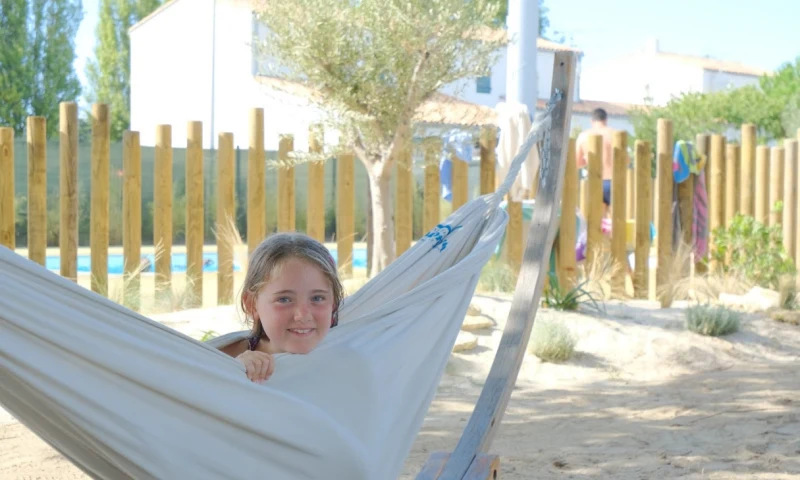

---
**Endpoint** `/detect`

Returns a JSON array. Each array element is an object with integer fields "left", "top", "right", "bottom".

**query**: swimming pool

[{"left": 44, "top": 248, "right": 369, "bottom": 274}]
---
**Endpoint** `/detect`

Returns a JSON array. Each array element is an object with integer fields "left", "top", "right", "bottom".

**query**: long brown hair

[{"left": 240, "top": 232, "right": 344, "bottom": 340}]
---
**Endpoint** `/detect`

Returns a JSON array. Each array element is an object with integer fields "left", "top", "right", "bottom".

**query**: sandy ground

[{"left": 2, "top": 293, "right": 800, "bottom": 479}]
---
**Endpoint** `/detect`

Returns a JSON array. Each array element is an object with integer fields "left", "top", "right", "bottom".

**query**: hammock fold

[{"left": 0, "top": 98, "right": 558, "bottom": 480}]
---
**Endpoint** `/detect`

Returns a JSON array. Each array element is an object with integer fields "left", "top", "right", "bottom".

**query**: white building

[
  {"left": 129, "top": 0, "right": 639, "bottom": 151},
  {"left": 581, "top": 38, "right": 773, "bottom": 107}
]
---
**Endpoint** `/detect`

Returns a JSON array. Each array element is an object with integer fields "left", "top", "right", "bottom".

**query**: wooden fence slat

[
  {"left": 248, "top": 108, "right": 266, "bottom": 253},
  {"left": 217, "top": 132, "right": 235, "bottom": 305},
  {"left": 186, "top": 121, "right": 204, "bottom": 308},
  {"left": 307, "top": 125, "right": 325, "bottom": 242},
  {"left": 0, "top": 127, "right": 15, "bottom": 249},
  {"left": 27, "top": 116, "right": 47, "bottom": 267},
  {"left": 783, "top": 139, "right": 797, "bottom": 264},
  {"left": 154, "top": 124, "right": 173, "bottom": 294},
  {"left": 395, "top": 145, "right": 413, "bottom": 257},
  {"left": 90, "top": 105, "right": 110, "bottom": 296},
  {"left": 724, "top": 143, "right": 739, "bottom": 227},
  {"left": 755, "top": 145, "right": 770, "bottom": 225},
  {"left": 122, "top": 130, "right": 142, "bottom": 310},
  {"left": 336, "top": 150, "right": 355, "bottom": 276},
  {"left": 59, "top": 102, "right": 79, "bottom": 281},
  {"left": 769, "top": 146, "right": 784, "bottom": 227},
  {"left": 634, "top": 140, "right": 652, "bottom": 299},
  {"left": 557, "top": 138, "right": 578, "bottom": 291},
  {"left": 694, "top": 134, "right": 711, "bottom": 272},
  {"left": 452, "top": 152, "right": 469, "bottom": 210},
  {"left": 278, "top": 135, "right": 295, "bottom": 232},
  {"left": 585, "top": 134, "right": 603, "bottom": 267},
  {"left": 423, "top": 137, "right": 441, "bottom": 234},
  {"left": 708, "top": 135, "right": 726, "bottom": 272},
  {"left": 479, "top": 126, "right": 496, "bottom": 195},
  {"left": 611, "top": 130, "right": 628, "bottom": 297},
  {"left": 656, "top": 119, "right": 673, "bottom": 306},
  {"left": 741, "top": 124, "right": 756, "bottom": 217}
]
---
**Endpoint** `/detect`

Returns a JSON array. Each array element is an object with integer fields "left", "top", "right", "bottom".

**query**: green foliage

[
  {"left": 0, "top": 0, "right": 83, "bottom": 136},
  {"left": 490, "top": 0, "right": 550, "bottom": 39},
  {"left": 85, "top": 0, "right": 162, "bottom": 141},
  {"left": 542, "top": 276, "right": 603, "bottom": 313},
  {"left": 685, "top": 304, "right": 741, "bottom": 337},
  {"left": 709, "top": 213, "right": 796, "bottom": 290},
  {"left": 528, "top": 318, "right": 577, "bottom": 362},
  {"left": 629, "top": 57, "right": 800, "bottom": 146}
]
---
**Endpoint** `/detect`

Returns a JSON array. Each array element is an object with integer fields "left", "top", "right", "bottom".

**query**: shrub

[
  {"left": 685, "top": 304, "right": 741, "bottom": 337},
  {"left": 528, "top": 318, "right": 577, "bottom": 362}
]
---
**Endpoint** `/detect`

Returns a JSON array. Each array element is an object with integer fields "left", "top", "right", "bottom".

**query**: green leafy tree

[
  {"left": 255, "top": 0, "right": 505, "bottom": 274},
  {"left": 0, "top": 0, "right": 31, "bottom": 134},
  {"left": 28, "top": 0, "right": 83, "bottom": 138},
  {"left": 85, "top": 0, "right": 161, "bottom": 141},
  {"left": 629, "top": 57, "right": 800, "bottom": 147},
  {"left": 0, "top": 0, "right": 82, "bottom": 136}
]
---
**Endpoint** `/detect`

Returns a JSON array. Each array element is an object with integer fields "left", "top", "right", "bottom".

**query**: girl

[{"left": 219, "top": 232, "right": 345, "bottom": 383}]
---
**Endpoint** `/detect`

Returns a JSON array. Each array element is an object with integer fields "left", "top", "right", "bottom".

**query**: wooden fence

[{"left": 2, "top": 103, "right": 799, "bottom": 311}]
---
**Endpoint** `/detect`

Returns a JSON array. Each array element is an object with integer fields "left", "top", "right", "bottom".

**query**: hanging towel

[
  {"left": 439, "top": 129, "right": 474, "bottom": 201},
  {"left": 495, "top": 101, "right": 540, "bottom": 201}
]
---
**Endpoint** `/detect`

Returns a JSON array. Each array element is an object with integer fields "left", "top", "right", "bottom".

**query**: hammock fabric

[{"left": 0, "top": 104, "right": 556, "bottom": 480}]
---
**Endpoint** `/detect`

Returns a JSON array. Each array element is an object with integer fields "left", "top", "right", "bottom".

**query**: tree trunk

[{"left": 365, "top": 161, "right": 395, "bottom": 275}]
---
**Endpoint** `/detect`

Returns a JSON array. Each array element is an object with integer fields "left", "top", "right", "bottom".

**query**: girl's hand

[{"left": 235, "top": 350, "right": 275, "bottom": 384}]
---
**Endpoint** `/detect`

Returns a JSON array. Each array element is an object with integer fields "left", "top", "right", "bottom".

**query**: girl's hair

[{"left": 240, "top": 232, "right": 344, "bottom": 340}]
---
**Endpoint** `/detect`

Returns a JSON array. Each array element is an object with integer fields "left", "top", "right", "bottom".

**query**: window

[{"left": 476, "top": 75, "right": 491, "bottom": 94}]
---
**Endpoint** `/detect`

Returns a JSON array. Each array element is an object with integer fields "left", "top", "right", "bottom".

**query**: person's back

[{"left": 575, "top": 108, "right": 616, "bottom": 211}]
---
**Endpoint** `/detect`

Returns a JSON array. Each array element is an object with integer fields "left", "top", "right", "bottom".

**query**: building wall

[
  {"left": 129, "top": 0, "right": 215, "bottom": 148},
  {"left": 703, "top": 70, "right": 762, "bottom": 93}
]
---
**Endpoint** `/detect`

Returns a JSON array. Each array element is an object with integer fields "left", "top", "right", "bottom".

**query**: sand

[{"left": 2, "top": 294, "right": 800, "bottom": 479}]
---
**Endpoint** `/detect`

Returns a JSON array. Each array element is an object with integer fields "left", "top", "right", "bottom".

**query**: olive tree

[{"left": 254, "top": 0, "right": 506, "bottom": 274}]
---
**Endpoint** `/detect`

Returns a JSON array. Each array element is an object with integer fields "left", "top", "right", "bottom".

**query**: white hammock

[{"left": 0, "top": 95, "right": 561, "bottom": 479}]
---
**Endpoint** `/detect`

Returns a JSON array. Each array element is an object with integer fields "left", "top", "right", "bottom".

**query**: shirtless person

[{"left": 575, "top": 108, "right": 615, "bottom": 216}]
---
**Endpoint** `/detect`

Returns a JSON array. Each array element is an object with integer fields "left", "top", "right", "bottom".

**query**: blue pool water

[{"left": 45, "top": 248, "right": 368, "bottom": 274}]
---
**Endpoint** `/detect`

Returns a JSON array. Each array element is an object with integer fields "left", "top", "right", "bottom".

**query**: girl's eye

[
  {"left": 276, "top": 297, "right": 291, "bottom": 303},
  {"left": 312, "top": 295, "right": 326, "bottom": 302}
]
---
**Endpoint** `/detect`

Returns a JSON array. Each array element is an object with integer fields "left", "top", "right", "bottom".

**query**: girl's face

[{"left": 249, "top": 256, "right": 334, "bottom": 354}]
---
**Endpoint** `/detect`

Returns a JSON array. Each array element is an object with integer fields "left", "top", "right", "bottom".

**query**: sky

[{"left": 72, "top": 0, "right": 799, "bottom": 94}]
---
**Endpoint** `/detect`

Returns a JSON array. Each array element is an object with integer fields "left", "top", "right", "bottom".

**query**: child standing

[{"left": 219, "top": 232, "right": 344, "bottom": 383}]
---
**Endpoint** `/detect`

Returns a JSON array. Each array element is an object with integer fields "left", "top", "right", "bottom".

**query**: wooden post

[
  {"left": 626, "top": 161, "right": 635, "bottom": 221},
  {"left": 769, "top": 146, "right": 784, "bottom": 227},
  {"left": 277, "top": 134, "right": 295, "bottom": 232},
  {"left": 395, "top": 144, "right": 413, "bottom": 257},
  {"left": 505, "top": 197, "right": 523, "bottom": 276},
  {"left": 755, "top": 145, "right": 770, "bottom": 225},
  {"left": 90, "top": 105, "right": 110, "bottom": 295},
  {"left": 248, "top": 108, "right": 266, "bottom": 253},
  {"left": 557, "top": 138, "right": 578, "bottom": 291},
  {"left": 708, "top": 135, "right": 726, "bottom": 271},
  {"left": 677, "top": 153, "right": 695, "bottom": 249},
  {"left": 740, "top": 124, "right": 756, "bottom": 217},
  {"left": 122, "top": 130, "right": 142, "bottom": 310},
  {"left": 336, "top": 150, "right": 355, "bottom": 276},
  {"left": 634, "top": 141, "right": 652, "bottom": 299},
  {"left": 580, "top": 171, "right": 589, "bottom": 220},
  {"left": 307, "top": 125, "right": 325, "bottom": 242},
  {"left": 27, "top": 116, "right": 47, "bottom": 266},
  {"left": 724, "top": 143, "right": 740, "bottom": 227},
  {"left": 611, "top": 130, "right": 628, "bottom": 297},
  {"left": 585, "top": 134, "right": 603, "bottom": 267},
  {"left": 452, "top": 152, "right": 469, "bottom": 210},
  {"left": 59, "top": 102, "right": 79, "bottom": 281},
  {"left": 154, "top": 124, "right": 173, "bottom": 294},
  {"left": 479, "top": 126, "right": 496, "bottom": 195},
  {"left": 783, "top": 139, "right": 797, "bottom": 264},
  {"left": 0, "top": 127, "right": 13, "bottom": 249},
  {"left": 656, "top": 119, "right": 673, "bottom": 306},
  {"left": 423, "top": 137, "right": 441, "bottom": 233},
  {"left": 217, "top": 132, "right": 235, "bottom": 305},
  {"left": 186, "top": 121, "right": 204, "bottom": 308}
]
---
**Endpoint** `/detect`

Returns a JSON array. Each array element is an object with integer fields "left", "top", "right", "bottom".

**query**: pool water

[{"left": 45, "top": 248, "right": 368, "bottom": 274}]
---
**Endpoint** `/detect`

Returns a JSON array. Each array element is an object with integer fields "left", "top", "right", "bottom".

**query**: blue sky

[{"left": 72, "top": 0, "right": 799, "bottom": 91}]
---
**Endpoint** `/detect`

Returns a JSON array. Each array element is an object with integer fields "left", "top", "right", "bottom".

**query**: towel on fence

[
  {"left": 440, "top": 129, "right": 474, "bottom": 201},
  {"left": 495, "top": 101, "right": 540, "bottom": 201}
]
